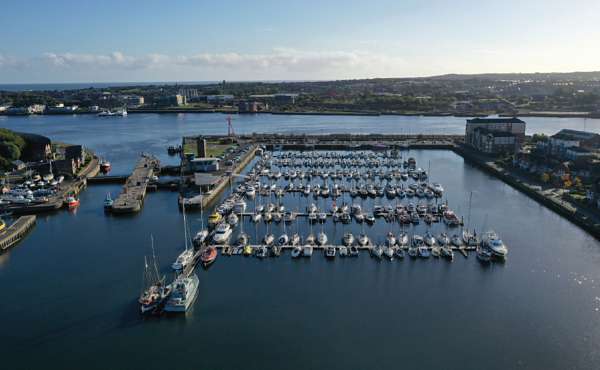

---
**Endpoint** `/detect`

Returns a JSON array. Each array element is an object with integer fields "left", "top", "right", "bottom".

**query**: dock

[
  {"left": 0, "top": 216, "right": 37, "bottom": 252},
  {"left": 111, "top": 155, "right": 160, "bottom": 214}
]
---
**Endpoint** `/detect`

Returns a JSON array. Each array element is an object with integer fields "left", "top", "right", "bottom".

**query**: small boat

[
  {"left": 263, "top": 233, "right": 275, "bottom": 246},
  {"left": 325, "top": 246, "right": 336, "bottom": 258},
  {"left": 208, "top": 212, "right": 222, "bottom": 227},
  {"left": 256, "top": 246, "right": 268, "bottom": 258},
  {"left": 424, "top": 231, "right": 436, "bottom": 246},
  {"left": 418, "top": 246, "right": 431, "bottom": 258},
  {"left": 349, "top": 246, "right": 359, "bottom": 257},
  {"left": 358, "top": 233, "right": 370, "bottom": 246},
  {"left": 342, "top": 232, "right": 354, "bottom": 246},
  {"left": 236, "top": 232, "right": 249, "bottom": 247},
  {"left": 302, "top": 245, "right": 313, "bottom": 257},
  {"left": 200, "top": 246, "right": 218, "bottom": 267},
  {"left": 371, "top": 245, "right": 383, "bottom": 259},
  {"left": 243, "top": 245, "right": 253, "bottom": 256},
  {"left": 477, "top": 246, "right": 492, "bottom": 263},
  {"left": 100, "top": 160, "right": 112, "bottom": 173},
  {"left": 65, "top": 195, "right": 79, "bottom": 209},
  {"left": 277, "top": 233, "right": 289, "bottom": 246},
  {"left": 291, "top": 246, "right": 302, "bottom": 258},
  {"left": 431, "top": 246, "right": 441, "bottom": 258},
  {"left": 384, "top": 246, "right": 395, "bottom": 260},
  {"left": 397, "top": 232, "right": 409, "bottom": 247},
  {"left": 192, "top": 229, "right": 209, "bottom": 247},
  {"left": 252, "top": 213, "right": 262, "bottom": 223},
  {"left": 227, "top": 213, "right": 239, "bottom": 226},
  {"left": 317, "top": 231, "right": 328, "bottom": 246},
  {"left": 290, "top": 233, "right": 301, "bottom": 246},
  {"left": 163, "top": 273, "right": 199, "bottom": 313},
  {"left": 104, "top": 193, "right": 113, "bottom": 209},
  {"left": 482, "top": 231, "right": 508, "bottom": 259},
  {"left": 394, "top": 247, "right": 405, "bottom": 259},
  {"left": 339, "top": 246, "right": 349, "bottom": 257},
  {"left": 212, "top": 223, "right": 232, "bottom": 244},
  {"left": 305, "top": 233, "right": 316, "bottom": 245},
  {"left": 386, "top": 232, "right": 396, "bottom": 247},
  {"left": 318, "top": 212, "right": 327, "bottom": 222},
  {"left": 440, "top": 245, "right": 454, "bottom": 260},
  {"left": 451, "top": 234, "right": 463, "bottom": 246},
  {"left": 365, "top": 214, "right": 375, "bottom": 224}
]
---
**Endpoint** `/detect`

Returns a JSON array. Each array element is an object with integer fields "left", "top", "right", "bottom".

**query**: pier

[
  {"left": 111, "top": 155, "right": 160, "bottom": 214},
  {"left": 0, "top": 216, "right": 37, "bottom": 252}
]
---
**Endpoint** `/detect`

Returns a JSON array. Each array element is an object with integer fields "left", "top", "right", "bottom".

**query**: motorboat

[
  {"left": 386, "top": 232, "right": 396, "bottom": 247},
  {"left": 243, "top": 245, "right": 253, "bottom": 256},
  {"left": 302, "top": 244, "right": 313, "bottom": 257},
  {"left": 104, "top": 193, "right": 113, "bottom": 209},
  {"left": 172, "top": 248, "right": 194, "bottom": 272},
  {"left": 212, "top": 223, "right": 232, "bottom": 244},
  {"left": 482, "top": 231, "right": 508, "bottom": 259},
  {"left": 358, "top": 233, "right": 370, "bottom": 246},
  {"left": 397, "top": 232, "right": 409, "bottom": 247},
  {"left": 418, "top": 246, "right": 431, "bottom": 258},
  {"left": 342, "top": 232, "right": 354, "bottom": 246},
  {"left": 317, "top": 231, "right": 328, "bottom": 246},
  {"left": 349, "top": 246, "right": 359, "bottom": 257},
  {"left": 200, "top": 246, "right": 218, "bottom": 267},
  {"left": 277, "top": 233, "right": 289, "bottom": 246},
  {"left": 424, "top": 231, "right": 436, "bottom": 246},
  {"left": 394, "top": 247, "right": 405, "bottom": 259},
  {"left": 227, "top": 213, "right": 239, "bottom": 226},
  {"left": 66, "top": 195, "right": 80, "bottom": 209},
  {"left": 192, "top": 229, "right": 209, "bottom": 247},
  {"left": 440, "top": 245, "right": 454, "bottom": 260},
  {"left": 290, "top": 233, "right": 301, "bottom": 246},
  {"left": 339, "top": 246, "right": 349, "bottom": 257},
  {"left": 252, "top": 212, "right": 262, "bottom": 223},
  {"left": 305, "top": 233, "right": 316, "bottom": 245},
  {"left": 236, "top": 232, "right": 249, "bottom": 247},
  {"left": 208, "top": 212, "right": 222, "bottom": 227},
  {"left": 325, "top": 246, "right": 336, "bottom": 258},
  {"left": 431, "top": 246, "right": 441, "bottom": 258},
  {"left": 371, "top": 245, "right": 383, "bottom": 259},
  {"left": 256, "top": 246, "right": 268, "bottom": 258},
  {"left": 263, "top": 233, "right": 275, "bottom": 246},
  {"left": 291, "top": 245, "right": 302, "bottom": 258},
  {"left": 477, "top": 246, "right": 492, "bottom": 263},
  {"left": 384, "top": 246, "right": 395, "bottom": 260},
  {"left": 270, "top": 245, "right": 282, "bottom": 257},
  {"left": 437, "top": 233, "right": 450, "bottom": 246}
]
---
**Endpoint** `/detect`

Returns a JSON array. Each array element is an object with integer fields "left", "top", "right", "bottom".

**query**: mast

[{"left": 182, "top": 202, "right": 189, "bottom": 251}]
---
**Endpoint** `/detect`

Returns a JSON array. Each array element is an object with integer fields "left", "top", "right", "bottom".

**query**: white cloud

[{"left": 37, "top": 49, "right": 404, "bottom": 76}]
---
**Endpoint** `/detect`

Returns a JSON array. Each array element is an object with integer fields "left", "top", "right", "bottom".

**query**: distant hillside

[{"left": 427, "top": 71, "right": 600, "bottom": 81}]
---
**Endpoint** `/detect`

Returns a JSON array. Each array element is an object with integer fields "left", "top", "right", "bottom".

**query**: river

[{"left": 0, "top": 114, "right": 599, "bottom": 369}]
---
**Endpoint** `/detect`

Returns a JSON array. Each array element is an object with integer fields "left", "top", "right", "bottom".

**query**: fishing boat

[
  {"left": 212, "top": 223, "right": 232, "bottom": 244},
  {"left": 163, "top": 273, "right": 199, "bottom": 313},
  {"left": 200, "top": 246, "right": 218, "bottom": 267},
  {"left": 104, "top": 193, "right": 113, "bottom": 209}
]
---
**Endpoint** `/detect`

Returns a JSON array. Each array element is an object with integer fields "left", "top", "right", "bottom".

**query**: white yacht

[
  {"left": 163, "top": 273, "right": 199, "bottom": 312},
  {"left": 212, "top": 223, "right": 232, "bottom": 244},
  {"left": 302, "top": 244, "right": 313, "bottom": 257},
  {"left": 317, "top": 231, "right": 328, "bottom": 246},
  {"left": 358, "top": 233, "right": 370, "bottom": 246},
  {"left": 482, "top": 231, "right": 508, "bottom": 258},
  {"left": 342, "top": 232, "right": 354, "bottom": 246}
]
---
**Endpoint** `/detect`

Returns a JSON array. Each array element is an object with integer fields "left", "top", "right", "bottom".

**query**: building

[
  {"left": 550, "top": 129, "right": 600, "bottom": 150},
  {"left": 465, "top": 117, "right": 526, "bottom": 152},
  {"left": 189, "top": 158, "right": 219, "bottom": 172},
  {"left": 203, "top": 95, "right": 234, "bottom": 105},
  {"left": 565, "top": 146, "right": 594, "bottom": 160},
  {"left": 193, "top": 173, "right": 221, "bottom": 193},
  {"left": 178, "top": 88, "right": 199, "bottom": 100},
  {"left": 53, "top": 158, "right": 77, "bottom": 177},
  {"left": 45, "top": 104, "right": 78, "bottom": 114},
  {"left": 64, "top": 145, "right": 85, "bottom": 168},
  {"left": 5, "top": 105, "right": 46, "bottom": 115},
  {"left": 121, "top": 95, "right": 145, "bottom": 108},
  {"left": 238, "top": 100, "right": 268, "bottom": 113},
  {"left": 249, "top": 93, "right": 298, "bottom": 105},
  {"left": 469, "top": 128, "right": 518, "bottom": 154},
  {"left": 18, "top": 133, "right": 52, "bottom": 161},
  {"left": 155, "top": 94, "right": 186, "bottom": 107}
]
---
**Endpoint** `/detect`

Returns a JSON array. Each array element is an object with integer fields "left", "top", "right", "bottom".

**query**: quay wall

[{"left": 452, "top": 145, "right": 600, "bottom": 241}]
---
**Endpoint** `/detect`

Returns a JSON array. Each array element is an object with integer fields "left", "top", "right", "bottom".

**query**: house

[{"left": 53, "top": 159, "right": 77, "bottom": 177}]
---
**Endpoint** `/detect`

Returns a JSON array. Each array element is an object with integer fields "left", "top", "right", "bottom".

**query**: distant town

[{"left": 2, "top": 71, "right": 600, "bottom": 117}]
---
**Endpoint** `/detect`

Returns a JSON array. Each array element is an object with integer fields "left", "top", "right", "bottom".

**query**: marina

[{"left": 1, "top": 114, "right": 600, "bottom": 370}]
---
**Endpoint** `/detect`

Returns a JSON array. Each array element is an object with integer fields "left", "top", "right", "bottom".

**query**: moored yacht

[{"left": 163, "top": 273, "right": 199, "bottom": 313}]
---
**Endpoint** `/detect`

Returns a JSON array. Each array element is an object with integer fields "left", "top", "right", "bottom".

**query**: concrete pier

[
  {"left": 0, "top": 216, "right": 36, "bottom": 252},
  {"left": 111, "top": 155, "right": 160, "bottom": 214}
]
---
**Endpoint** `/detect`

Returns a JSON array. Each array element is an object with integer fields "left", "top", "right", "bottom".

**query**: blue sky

[{"left": 1, "top": 0, "right": 599, "bottom": 83}]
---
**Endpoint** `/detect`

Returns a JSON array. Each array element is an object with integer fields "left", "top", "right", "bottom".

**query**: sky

[{"left": 0, "top": 0, "right": 599, "bottom": 83}]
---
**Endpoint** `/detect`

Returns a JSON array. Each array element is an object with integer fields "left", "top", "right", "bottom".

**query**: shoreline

[{"left": 2, "top": 110, "right": 600, "bottom": 119}]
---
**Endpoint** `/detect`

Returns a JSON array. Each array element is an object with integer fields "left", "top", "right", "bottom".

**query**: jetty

[
  {"left": 0, "top": 216, "right": 36, "bottom": 252},
  {"left": 111, "top": 155, "right": 160, "bottom": 214}
]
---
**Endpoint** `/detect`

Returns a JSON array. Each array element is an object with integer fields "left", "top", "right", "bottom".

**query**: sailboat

[
  {"left": 193, "top": 199, "right": 209, "bottom": 248},
  {"left": 171, "top": 203, "right": 195, "bottom": 272},
  {"left": 139, "top": 236, "right": 171, "bottom": 314},
  {"left": 104, "top": 192, "right": 113, "bottom": 210}
]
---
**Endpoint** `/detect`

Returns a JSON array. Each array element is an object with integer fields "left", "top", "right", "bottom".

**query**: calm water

[{"left": 0, "top": 115, "right": 600, "bottom": 369}]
